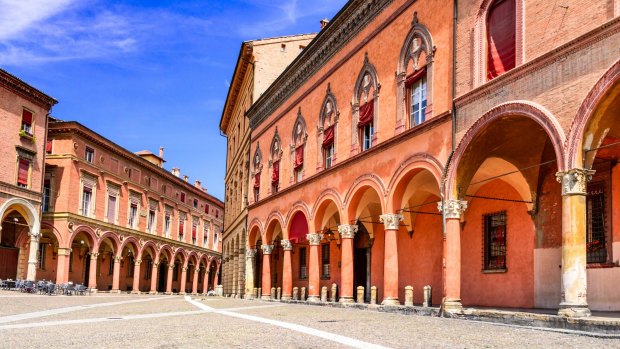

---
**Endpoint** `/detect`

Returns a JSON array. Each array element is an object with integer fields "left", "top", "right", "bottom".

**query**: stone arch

[
  {"left": 311, "top": 188, "right": 344, "bottom": 219},
  {"left": 0, "top": 197, "right": 40, "bottom": 241},
  {"left": 264, "top": 211, "right": 285, "bottom": 242},
  {"left": 472, "top": 0, "right": 525, "bottom": 87},
  {"left": 344, "top": 173, "right": 387, "bottom": 220},
  {"left": 139, "top": 240, "right": 158, "bottom": 260},
  {"left": 566, "top": 59, "right": 620, "bottom": 169},
  {"left": 119, "top": 236, "right": 140, "bottom": 256},
  {"left": 158, "top": 244, "right": 174, "bottom": 262},
  {"left": 96, "top": 231, "right": 121, "bottom": 255},
  {"left": 352, "top": 53, "right": 381, "bottom": 149},
  {"left": 396, "top": 11, "right": 436, "bottom": 129},
  {"left": 445, "top": 101, "right": 566, "bottom": 199},
  {"left": 68, "top": 224, "right": 97, "bottom": 249},
  {"left": 248, "top": 221, "right": 262, "bottom": 249},
  {"left": 174, "top": 248, "right": 188, "bottom": 266},
  {"left": 387, "top": 153, "right": 444, "bottom": 212},
  {"left": 40, "top": 221, "right": 65, "bottom": 248}
]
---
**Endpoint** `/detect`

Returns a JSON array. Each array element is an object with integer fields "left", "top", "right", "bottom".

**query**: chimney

[
  {"left": 172, "top": 168, "right": 180, "bottom": 177},
  {"left": 194, "top": 180, "right": 201, "bottom": 188},
  {"left": 159, "top": 146, "right": 164, "bottom": 158},
  {"left": 183, "top": 175, "right": 189, "bottom": 182},
  {"left": 320, "top": 18, "right": 329, "bottom": 29}
]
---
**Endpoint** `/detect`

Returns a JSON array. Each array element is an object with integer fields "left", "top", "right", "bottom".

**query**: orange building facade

[
  {"left": 242, "top": 0, "right": 620, "bottom": 317},
  {"left": 39, "top": 121, "right": 223, "bottom": 293},
  {"left": 0, "top": 69, "right": 57, "bottom": 281}
]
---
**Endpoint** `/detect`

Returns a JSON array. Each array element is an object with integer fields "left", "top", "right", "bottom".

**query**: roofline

[
  {"left": 219, "top": 41, "right": 252, "bottom": 133},
  {"left": 48, "top": 120, "right": 224, "bottom": 207},
  {"left": 0, "top": 68, "right": 58, "bottom": 109}
]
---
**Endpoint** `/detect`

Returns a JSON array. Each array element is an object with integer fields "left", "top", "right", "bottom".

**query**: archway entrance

[
  {"left": 0, "top": 210, "right": 29, "bottom": 279},
  {"left": 353, "top": 220, "right": 371, "bottom": 302},
  {"left": 157, "top": 260, "right": 168, "bottom": 292}
]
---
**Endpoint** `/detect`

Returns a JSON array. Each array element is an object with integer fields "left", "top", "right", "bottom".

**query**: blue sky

[{"left": 1, "top": 0, "right": 347, "bottom": 201}]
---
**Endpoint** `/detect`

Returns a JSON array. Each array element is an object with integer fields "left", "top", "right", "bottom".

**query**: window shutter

[
  {"left": 179, "top": 220, "right": 184, "bottom": 235},
  {"left": 357, "top": 99, "right": 374, "bottom": 127},
  {"left": 487, "top": 0, "right": 516, "bottom": 80},
  {"left": 272, "top": 161, "right": 280, "bottom": 184},
  {"left": 294, "top": 147, "right": 304, "bottom": 169},
  {"left": 192, "top": 225, "right": 197, "bottom": 239},
  {"left": 204, "top": 204, "right": 209, "bottom": 214},
  {"left": 107, "top": 196, "right": 116, "bottom": 222},
  {"left": 322, "top": 126, "right": 335, "bottom": 148},
  {"left": 22, "top": 109, "right": 33, "bottom": 125},
  {"left": 253, "top": 173, "right": 260, "bottom": 189},
  {"left": 17, "top": 159, "right": 29, "bottom": 185},
  {"left": 46, "top": 140, "right": 53, "bottom": 153}
]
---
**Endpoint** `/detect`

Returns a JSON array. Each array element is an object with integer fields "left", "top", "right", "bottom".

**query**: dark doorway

[
  {"left": 0, "top": 246, "right": 18, "bottom": 279},
  {"left": 157, "top": 261, "right": 167, "bottom": 292},
  {"left": 353, "top": 220, "right": 372, "bottom": 302},
  {"left": 84, "top": 254, "right": 91, "bottom": 286},
  {"left": 254, "top": 240, "right": 263, "bottom": 289}
]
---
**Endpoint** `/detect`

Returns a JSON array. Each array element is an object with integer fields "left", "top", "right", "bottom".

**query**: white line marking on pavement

[
  {"left": 0, "top": 297, "right": 166, "bottom": 324},
  {"left": 0, "top": 310, "right": 205, "bottom": 330},
  {"left": 219, "top": 304, "right": 287, "bottom": 312},
  {"left": 184, "top": 296, "right": 392, "bottom": 349}
]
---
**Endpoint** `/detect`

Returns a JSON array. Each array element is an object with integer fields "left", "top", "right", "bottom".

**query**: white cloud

[{"left": 0, "top": 0, "right": 75, "bottom": 40}]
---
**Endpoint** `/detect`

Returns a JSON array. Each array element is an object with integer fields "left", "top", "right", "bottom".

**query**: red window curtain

[
  {"left": 46, "top": 140, "right": 52, "bottom": 153},
  {"left": 294, "top": 146, "right": 304, "bottom": 169},
  {"left": 192, "top": 225, "right": 197, "bottom": 239},
  {"left": 179, "top": 221, "right": 184, "bottom": 235},
  {"left": 487, "top": 0, "right": 516, "bottom": 80},
  {"left": 405, "top": 67, "right": 427, "bottom": 87},
  {"left": 17, "top": 159, "right": 29, "bottom": 185},
  {"left": 253, "top": 173, "right": 260, "bottom": 189},
  {"left": 22, "top": 110, "right": 33, "bottom": 125},
  {"left": 322, "top": 126, "right": 334, "bottom": 148},
  {"left": 107, "top": 196, "right": 116, "bottom": 222},
  {"left": 204, "top": 204, "right": 209, "bottom": 214},
  {"left": 357, "top": 99, "right": 374, "bottom": 127},
  {"left": 272, "top": 161, "right": 280, "bottom": 184}
]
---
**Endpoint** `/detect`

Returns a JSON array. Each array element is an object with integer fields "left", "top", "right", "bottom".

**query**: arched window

[
  {"left": 291, "top": 108, "right": 307, "bottom": 183},
  {"left": 487, "top": 0, "right": 516, "bottom": 79},
  {"left": 318, "top": 83, "right": 339, "bottom": 170},
  {"left": 473, "top": 0, "right": 522, "bottom": 86},
  {"left": 397, "top": 12, "right": 435, "bottom": 130},
  {"left": 269, "top": 129, "right": 282, "bottom": 194},
  {"left": 353, "top": 53, "right": 380, "bottom": 153},
  {"left": 252, "top": 145, "right": 262, "bottom": 203}
]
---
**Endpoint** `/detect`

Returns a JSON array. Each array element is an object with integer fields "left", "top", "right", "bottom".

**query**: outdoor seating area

[{"left": 0, "top": 279, "right": 90, "bottom": 296}]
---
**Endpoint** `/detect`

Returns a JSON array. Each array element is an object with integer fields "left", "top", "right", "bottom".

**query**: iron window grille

[
  {"left": 483, "top": 211, "right": 507, "bottom": 271},
  {"left": 299, "top": 247, "right": 307, "bottom": 279},
  {"left": 321, "top": 243, "right": 330, "bottom": 279},
  {"left": 586, "top": 182, "right": 607, "bottom": 264}
]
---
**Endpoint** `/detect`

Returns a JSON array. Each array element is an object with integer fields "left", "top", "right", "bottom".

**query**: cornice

[
  {"left": 0, "top": 68, "right": 58, "bottom": 109},
  {"left": 48, "top": 122, "right": 224, "bottom": 207},
  {"left": 455, "top": 16, "right": 620, "bottom": 108},
  {"left": 220, "top": 42, "right": 253, "bottom": 132},
  {"left": 248, "top": 0, "right": 395, "bottom": 130}
]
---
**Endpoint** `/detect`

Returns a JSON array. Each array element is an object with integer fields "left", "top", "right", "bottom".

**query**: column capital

[
  {"left": 152, "top": 262, "right": 159, "bottom": 268},
  {"left": 168, "top": 264, "right": 175, "bottom": 270},
  {"left": 246, "top": 248, "right": 257, "bottom": 258},
  {"left": 556, "top": 168, "right": 595, "bottom": 196},
  {"left": 28, "top": 230, "right": 41, "bottom": 242},
  {"left": 114, "top": 256, "right": 121, "bottom": 263},
  {"left": 380, "top": 213, "right": 403, "bottom": 230},
  {"left": 261, "top": 244, "right": 274, "bottom": 255},
  {"left": 90, "top": 253, "right": 99, "bottom": 260},
  {"left": 57, "top": 247, "right": 72, "bottom": 256},
  {"left": 307, "top": 233, "right": 323, "bottom": 246},
  {"left": 439, "top": 200, "right": 468, "bottom": 219},
  {"left": 338, "top": 224, "right": 358, "bottom": 239},
  {"left": 194, "top": 268, "right": 200, "bottom": 274},
  {"left": 134, "top": 259, "right": 142, "bottom": 266},
  {"left": 281, "top": 239, "right": 293, "bottom": 251},
  {"left": 182, "top": 267, "right": 188, "bottom": 272}
]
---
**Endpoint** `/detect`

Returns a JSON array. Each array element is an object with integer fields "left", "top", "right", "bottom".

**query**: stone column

[
  {"left": 166, "top": 264, "right": 174, "bottom": 294},
  {"left": 149, "top": 262, "right": 159, "bottom": 294},
  {"left": 111, "top": 255, "right": 121, "bottom": 293},
  {"left": 380, "top": 213, "right": 403, "bottom": 305},
  {"left": 237, "top": 250, "right": 244, "bottom": 297},
  {"left": 26, "top": 230, "right": 41, "bottom": 281},
  {"left": 214, "top": 270, "right": 220, "bottom": 289},
  {"left": 55, "top": 248, "right": 71, "bottom": 284},
  {"left": 245, "top": 249, "right": 256, "bottom": 299},
  {"left": 307, "top": 233, "right": 323, "bottom": 302},
  {"left": 179, "top": 266, "right": 188, "bottom": 295},
  {"left": 131, "top": 259, "right": 142, "bottom": 294},
  {"left": 88, "top": 253, "right": 99, "bottom": 291},
  {"left": 203, "top": 271, "right": 210, "bottom": 294},
  {"left": 439, "top": 199, "right": 467, "bottom": 313},
  {"left": 338, "top": 224, "right": 357, "bottom": 303},
  {"left": 190, "top": 268, "right": 198, "bottom": 294},
  {"left": 281, "top": 240, "right": 293, "bottom": 300},
  {"left": 261, "top": 245, "right": 273, "bottom": 299},
  {"left": 556, "top": 169, "right": 594, "bottom": 317}
]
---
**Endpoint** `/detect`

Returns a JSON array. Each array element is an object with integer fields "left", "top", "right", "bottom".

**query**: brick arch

[
  {"left": 0, "top": 198, "right": 41, "bottom": 241},
  {"left": 187, "top": 251, "right": 199, "bottom": 266},
  {"left": 343, "top": 173, "right": 387, "bottom": 221},
  {"left": 387, "top": 153, "right": 444, "bottom": 213},
  {"left": 68, "top": 224, "right": 97, "bottom": 249},
  {"left": 264, "top": 211, "right": 285, "bottom": 242},
  {"left": 445, "top": 101, "right": 566, "bottom": 199},
  {"left": 173, "top": 248, "right": 188, "bottom": 265},
  {"left": 248, "top": 221, "right": 263, "bottom": 249},
  {"left": 311, "top": 188, "right": 344, "bottom": 219},
  {"left": 158, "top": 244, "right": 174, "bottom": 262},
  {"left": 119, "top": 236, "right": 140, "bottom": 258},
  {"left": 566, "top": 59, "right": 620, "bottom": 169},
  {"left": 95, "top": 231, "right": 121, "bottom": 255},
  {"left": 139, "top": 241, "right": 157, "bottom": 260},
  {"left": 40, "top": 221, "right": 65, "bottom": 248}
]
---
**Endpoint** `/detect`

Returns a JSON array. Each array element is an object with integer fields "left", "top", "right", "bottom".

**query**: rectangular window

[
  {"left": 203, "top": 227, "right": 209, "bottom": 247},
  {"left": 107, "top": 195, "right": 117, "bottom": 223},
  {"left": 587, "top": 182, "right": 607, "bottom": 264},
  {"left": 21, "top": 109, "right": 33, "bottom": 135},
  {"left": 215, "top": 209, "right": 219, "bottom": 218},
  {"left": 17, "top": 158, "right": 30, "bottom": 188},
  {"left": 128, "top": 203, "right": 138, "bottom": 228},
  {"left": 204, "top": 203, "right": 209, "bottom": 214},
  {"left": 361, "top": 124, "right": 373, "bottom": 151},
  {"left": 179, "top": 219, "right": 185, "bottom": 240},
  {"left": 193, "top": 199, "right": 198, "bottom": 209},
  {"left": 164, "top": 212, "right": 171, "bottom": 238},
  {"left": 409, "top": 75, "right": 427, "bottom": 127},
  {"left": 85, "top": 146, "right": 94, "bottom": 163},
  {"left": 483, "top": 212, "right": 507, "bottom": 271},
  {"left": 81, "top": 187, "right": 92, "bottom": 217},
  {"left": 147, "top": 209, "right": 156, "bottom": 233},
  {"left": 299, "top": 247, "right": 307, "bottom": 279},
  {"left": 38, "top": 243, "right": 46, "bottom": 269},
  {"left": 324, "top": 144, "right": 334, "bottom": 169},
  {"left": 321, "top": 243, "right": 330, "bottom": 279},
  {"left": 192, "top": 223, "right": 197, "bottom": 245},
  {"left": 43, "top": 179, "right": 51, "bottom": 212},
  {"left": 180, "top": 192, "right": 186, "bottom": 203},
  {"left": 46, "top": 139, "right": 52, "bottom": 154},
  {"left": 145, "top": 259, "right": 152, "bottom": 280}
]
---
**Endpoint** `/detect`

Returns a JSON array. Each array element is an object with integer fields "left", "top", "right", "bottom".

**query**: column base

[
  {"left": 281, "top": 295, "right": 292, "bottom": 301},
  {"left": 261, "top": 295, "right": 271, "bottom": 300},
  {"left": 443, "top": 299, "right": 463, "bottom": 314},
  {"left": 165, "top": 292, "right": 173, "bottom": 295},
  {"left": 339, "top": 296, "right": 354, "bottom": 304},
  {"left": 307, "top": 295, "right": 320, "bottom": 303},
  {"left": 131, "top": 290, "right": 141, "bottom": 295},
  {"left": 558, "top": 303, "right": 591, "bottom": 318},
  {"left": 89, "top": 288, "right": 98, "bottom": 294},
  {"left": 244, "top": 295, "right": 254, "bottom": 300},
  {"left": 149, "top": 291, "right": 158, "bottom": 295},
  {"left": 381, "top": 297, "right": 400, "bottom": 306},
  {"left": 111, "top": 289, "right": 121, "bottom": 294}
]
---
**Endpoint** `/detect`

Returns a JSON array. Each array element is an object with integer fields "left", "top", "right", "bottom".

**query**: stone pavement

[{"left": 1, "top": 291, "right": 620, "bottom": 348}]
